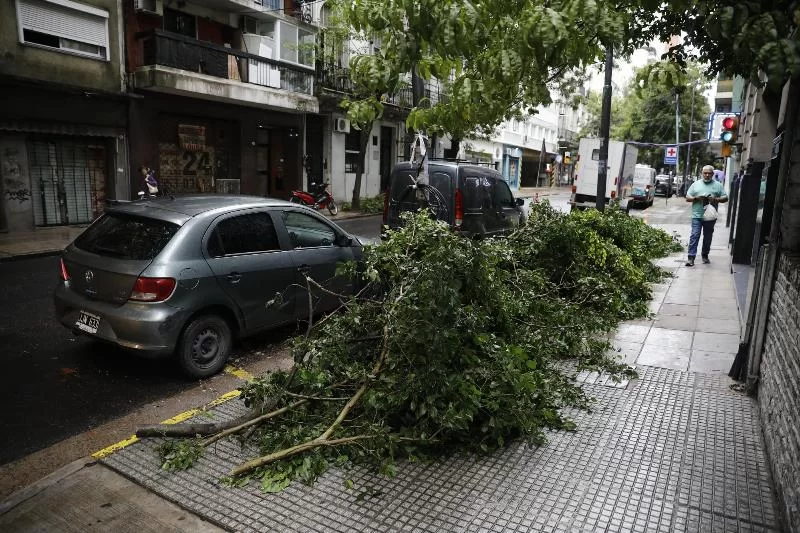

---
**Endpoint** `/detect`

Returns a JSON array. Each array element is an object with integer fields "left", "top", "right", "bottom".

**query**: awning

[{"left": 0, "top": 120, "right": 123, "bottom": 138}]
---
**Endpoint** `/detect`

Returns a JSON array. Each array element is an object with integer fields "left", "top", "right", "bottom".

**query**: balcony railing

[
  {"left": 317, "top": 64, "right": 448, "bottom": 108},
  {"left": 138, "top": 29, "right": 314, "bottom": 96}
]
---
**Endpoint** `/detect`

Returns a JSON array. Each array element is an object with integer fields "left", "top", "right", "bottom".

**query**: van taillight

[
  {"left": 382, "top": 188, "right": 389, "bottom": 225},
  {"left": 454, "top": 188, "right": 463, "bottom": 228},
  {"left": 610, "top": 190, "right": 617, "bottom": 199},
  {"left": 60, "top": 258, "right": 70, "bottom": 281},
  {"left": 129, "top": 277, "right": 176, "bottom": 302},
  {"left": 571, "top": 185, "right": 577, "bottom": 193}
]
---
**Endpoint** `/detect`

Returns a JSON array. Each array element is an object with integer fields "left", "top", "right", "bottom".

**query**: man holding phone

[{"left": 684, "top": 165, "right": 728, "bottom": 266}]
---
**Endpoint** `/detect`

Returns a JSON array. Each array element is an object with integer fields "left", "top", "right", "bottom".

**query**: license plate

[{"left": 76, "top": 311, "right": 100, "bottom": 334}]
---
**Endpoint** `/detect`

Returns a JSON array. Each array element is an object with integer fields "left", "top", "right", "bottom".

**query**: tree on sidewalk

[{"left": 143, "top": 205, "right": 682, "bottom": 490}]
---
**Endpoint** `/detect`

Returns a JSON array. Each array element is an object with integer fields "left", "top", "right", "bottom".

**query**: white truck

[{"left": 570, "top": 138, "right": 638, "bottom": 211}]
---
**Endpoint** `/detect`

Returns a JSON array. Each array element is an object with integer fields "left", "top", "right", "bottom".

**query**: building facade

[
  {"left": 124, "top": 0, "right": 318, "bottom": 200},
  {"left": 0, "top": 0, "right": 129, "bottom": 233}
]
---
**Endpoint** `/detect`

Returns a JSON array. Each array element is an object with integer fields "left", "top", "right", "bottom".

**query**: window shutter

[{"left": 19, "top": 0, "right": 108, "bottom": 48}]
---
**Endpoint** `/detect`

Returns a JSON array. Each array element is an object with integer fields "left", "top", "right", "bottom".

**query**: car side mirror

[
  {"left": 337, "top": 234, "right": 353, "bottom": 247},
  {"left": 515, "top": 197, "right": 524, "bottom": 206}
]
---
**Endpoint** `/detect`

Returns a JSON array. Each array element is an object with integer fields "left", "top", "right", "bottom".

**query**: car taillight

[
  {"left": 610, "top": 190, "right": 617, "bottom": 199},
  {"left": 382, "top": 188, "right": 389, "bottom": 225},
  {"left": 129, "top": 277, "right": 176, "bottom": 302},
  {"left": 60, "top": 258, "right": 70, "bottom": 281},
  {"left": 454, "top": 188, "right": 463, "bottom": 228}
]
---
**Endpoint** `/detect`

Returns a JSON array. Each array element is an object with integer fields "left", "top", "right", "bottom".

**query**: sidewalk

[{"left": 0, "top": 203, "right": 782, "bottom": 532}]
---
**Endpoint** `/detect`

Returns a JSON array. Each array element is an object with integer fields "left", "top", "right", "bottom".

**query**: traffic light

[{"left": 720, "top": 115, "right": 739, "bottom": 157}]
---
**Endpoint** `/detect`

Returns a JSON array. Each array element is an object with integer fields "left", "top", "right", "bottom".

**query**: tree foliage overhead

[
  {"left": 609, "top": 61, "right": 714, "bottom": 172},
  {"left": 651, "top": 0, "right": 800, "bottom": 87},
  {"left": 331, "top": 0, "right": 798, "bottom": 141},
  {"left": 335, "top": 0, "right": 642, "bottom": 136},
  {"left": 150, "top": 205, "right": 682, "bottom": 491}
]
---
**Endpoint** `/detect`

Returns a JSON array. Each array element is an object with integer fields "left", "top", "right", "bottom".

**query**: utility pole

[
  {"left": 683, "top": 82, "right": 697, "bottom": 191},
  {"left": 673, "top": 91, "right": 680, "bottom": 202},
  {"left": 596, "top": 46, "right": 613, "bottom": 211}
]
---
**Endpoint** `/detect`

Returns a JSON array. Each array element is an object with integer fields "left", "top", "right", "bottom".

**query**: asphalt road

[{"left": 0, "top": 215, "right": 383, "bottom": 469}]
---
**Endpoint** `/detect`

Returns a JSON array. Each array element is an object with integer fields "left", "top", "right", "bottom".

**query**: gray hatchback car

[{"left": 54, "top": 195, "right": 362, "bottom": 378}]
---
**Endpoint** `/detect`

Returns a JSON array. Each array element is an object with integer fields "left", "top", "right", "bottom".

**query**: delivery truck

[{"left": 570, "top": 138, "right": 638, "bottom": 211}]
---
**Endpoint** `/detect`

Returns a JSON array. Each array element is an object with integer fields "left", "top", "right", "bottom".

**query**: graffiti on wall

[{"left": 2, "top": 146, "right": 32, "bottom": 211}]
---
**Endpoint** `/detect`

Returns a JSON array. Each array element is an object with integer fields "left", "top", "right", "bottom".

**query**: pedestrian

[
  {"left": 684, "top": 164, "right": 728, "bottom": 266},
  {"left": 139, "top": 165, "right": 159, "bottom": 196}
]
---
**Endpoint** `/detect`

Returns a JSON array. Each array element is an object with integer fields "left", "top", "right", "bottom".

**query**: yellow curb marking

[
  {"left": 92, "top": 366, "right": 253, "bottom": 459},
  {"left": 224, "top": 364, "right": 254, "bottom": 381}
]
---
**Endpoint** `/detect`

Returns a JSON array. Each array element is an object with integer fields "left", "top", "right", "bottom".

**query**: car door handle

[{"left": 226, "top": 272, "right": 242, "bottom": 283}]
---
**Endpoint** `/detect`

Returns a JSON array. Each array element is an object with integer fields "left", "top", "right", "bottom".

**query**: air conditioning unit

[
  {"left": 134, "top": 0, "right": 163, "bottom": 16},
  {"left": 334, "top": 118, "right": 350, "bottom": 134}
]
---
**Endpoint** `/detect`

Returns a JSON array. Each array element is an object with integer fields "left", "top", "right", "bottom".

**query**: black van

[{"left": 383, "top": 161, "right": 525, "bottom": 238}]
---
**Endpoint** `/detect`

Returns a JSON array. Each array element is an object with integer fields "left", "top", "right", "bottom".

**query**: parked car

[
  {"left": 383, "top": 161, "right": 525, "bottom": 238},
  {"left": 654, "top": 174, "right": 673, "bottom": 197},
  {"left": 53, "top": 195, "right": 363, "bottom": 378}
]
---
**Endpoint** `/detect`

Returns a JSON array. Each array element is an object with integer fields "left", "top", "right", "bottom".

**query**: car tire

[
  {"left": 176, "top": 315, "right": 232, "bottom": 379},
  {"left": 327, "top": 201, "right": 339, "bottom": 216}
]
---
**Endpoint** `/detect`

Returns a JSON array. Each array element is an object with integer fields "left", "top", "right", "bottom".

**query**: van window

[
  {"left": 633, "top": 167, "right": 655, "bottom": 185},
  {"left": 493, "top": 179, "right": 515, "bottom": 207},
  {"left": 461, "top": 172, "right": 493, "bottom": 209},
  {"left": 591, "top": 149, "right": 600, "bottom": 161},
  {"left": 390, "top": 170, "right": 453, "bottom": 204}
]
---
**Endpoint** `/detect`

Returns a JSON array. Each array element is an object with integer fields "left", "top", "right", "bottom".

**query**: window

[
  {"left": 493, "top": 178, "right": 515, "bottom": 207},
  {"left": 298, "top": 28, "right": 314, "bottom": 67},
  {"left": 163, "top": 8, "right": 196, "bottom": 38},
  {"left": 76, "top": 214, "right": 179, "bottom": 260},
  {"left": 17, "top": 0, "right": 109, "bottom": 60},
  {"left": 280, "top": 21, "right": 298, "bottom": 62},
  {"left": 208, "top": 213, "right": 280, "bottom": 256},
  {"left": 282, "top": 211, "right": 336, "bottom": 248},
  {"left": 344, "top": 130, "right": 362, "bottom": 173},
  {"left": 591, "top": 149, "right": 600, "bottom": 161}
]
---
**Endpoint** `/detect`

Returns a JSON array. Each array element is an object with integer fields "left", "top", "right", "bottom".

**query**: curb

[
  {"left": 0, "top": 249, "right": 62, "bottom": 263},
  {"left": 0, "top": 456, "right": 95, "bottom": 515}
]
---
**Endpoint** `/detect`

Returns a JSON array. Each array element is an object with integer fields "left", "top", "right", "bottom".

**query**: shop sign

[{"left": 178, "top": 124, "right": 206, "bottom": 151}]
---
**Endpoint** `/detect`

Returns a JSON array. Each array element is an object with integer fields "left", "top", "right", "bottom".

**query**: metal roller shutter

[{"left": 18, "top": 0, "right": 108, "bottom": 48}]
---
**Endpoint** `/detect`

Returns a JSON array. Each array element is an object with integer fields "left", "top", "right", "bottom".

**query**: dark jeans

[{"left": 688, "top": 218, "right": 716, "bottom": 258}]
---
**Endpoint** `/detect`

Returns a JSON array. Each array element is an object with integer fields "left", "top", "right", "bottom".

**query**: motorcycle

[{"left": 288, "top": 182, "right": 338, "bottom": 215}]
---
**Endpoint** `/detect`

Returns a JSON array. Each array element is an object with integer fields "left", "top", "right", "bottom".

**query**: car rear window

[
  {"left": 75, "top": 213, "right": 180, "bottom": 260},
  {"left": 390, "top": 170, "right": 453, "bottom": 203}
]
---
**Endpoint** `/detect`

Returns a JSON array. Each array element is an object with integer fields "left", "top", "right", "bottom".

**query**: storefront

[
  {"left": 0, "top": 83, "right": 127, "bottom": 233},
  {"left": 502, "top": 146, "right": 522, "bottom": 190},
  {"left": 128, "top": 93, "right": 302, "bottom": 201}
]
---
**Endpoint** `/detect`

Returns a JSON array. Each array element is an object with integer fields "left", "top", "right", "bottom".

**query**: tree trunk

[{"left": 351, "top": 122, "right": 373, "bottom": 210}]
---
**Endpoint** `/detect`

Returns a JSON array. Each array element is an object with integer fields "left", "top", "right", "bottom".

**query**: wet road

[{"left": 0, "top": 216, "right": 383, "bottom": 467}]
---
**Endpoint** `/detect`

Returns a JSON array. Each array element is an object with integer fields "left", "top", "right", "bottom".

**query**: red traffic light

[{"left": 722, "top": 116, "right": 738, "bottom": 130}]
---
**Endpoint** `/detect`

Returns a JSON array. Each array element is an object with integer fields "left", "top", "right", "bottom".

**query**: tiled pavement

[
  {"left": 98, "top": 209, "right": 780, "bottom": 532},
  {"left": 1, "top": 198, "right": 782, "bottom": 532}
]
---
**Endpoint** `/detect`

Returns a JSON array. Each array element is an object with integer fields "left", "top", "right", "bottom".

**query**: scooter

[{"left": 288, "top": 182, "right": 339, "bottom": 215}]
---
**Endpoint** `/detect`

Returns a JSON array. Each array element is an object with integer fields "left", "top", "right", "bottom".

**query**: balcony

[
  {"left": 132, "top": 29, "right": 318, "bottom": 113},
  {"left": 317, "top": 64, "right": 448, "bottom": 109}
]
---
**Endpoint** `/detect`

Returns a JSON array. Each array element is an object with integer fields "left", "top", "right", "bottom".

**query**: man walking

[{"left": 685, "top": 165, "right": 728, "bottom": 266}]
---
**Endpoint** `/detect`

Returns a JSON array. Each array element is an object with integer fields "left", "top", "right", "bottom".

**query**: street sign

[{"left": 664, "top": 145, "right": 677, "bottom": 165}]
